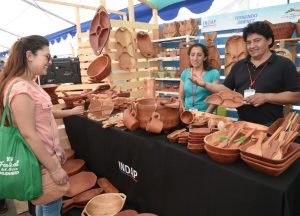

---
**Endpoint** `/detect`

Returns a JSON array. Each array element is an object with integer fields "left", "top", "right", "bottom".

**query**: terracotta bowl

[
  {"left": 87, "top": 54, "right": 111, "bottom": 82},
  {"left": 241, "top": 152, "right": 300, "bottom": 176},
  {"left": 204, "top": 145, "right": 240, "bottom": 164},
  {"left": 82, "top": 193, "right": 126, "bottom": 216},
  {"left": 204, "top": 130, "right": 240, "bottom": 154},
  {"left": 240, "top": 141, "right": 300, "bottom": 164},
  {"left": 180, "top": 110, "right": 194, "bottom": 125}
]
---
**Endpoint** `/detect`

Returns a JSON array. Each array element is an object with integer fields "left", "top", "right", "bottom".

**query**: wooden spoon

[
  {"left": 246, "top": 132, "right": 267, "bottom": 156},
  {"left": 229, "top": 128, "right": 256, "bottom": 149}
]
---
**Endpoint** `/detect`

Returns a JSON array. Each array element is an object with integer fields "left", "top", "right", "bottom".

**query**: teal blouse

[{"left": 180, "top": 68, "right": 220, "bottom": 111}]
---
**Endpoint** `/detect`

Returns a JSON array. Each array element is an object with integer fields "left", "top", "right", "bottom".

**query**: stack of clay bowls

[
  {"left": 89, "top": 6, "right": 111, "bottom": 56},
  {"left": 115, "top": 27, "right": 135, "bottom": 70},
  {"left": 205, "top": 90, "right": 244, "bottom": 108},
  {"left": 178, "top": 131, "right": 189, "bottom": 145},
  {"left": 167, "top": 129, "right": 187, "bottom": 143},
  {"left": 41, "top": 84, "right": 59, "bottom": 105},
  {"left": 240, "top": 125, "right": 300, "bottom": 176},
  {"left": 87, "top": 54, "right": 112, "bottom": 83},
  {"left": 187, "top": 128, "right": 211, "bottom": 153}
]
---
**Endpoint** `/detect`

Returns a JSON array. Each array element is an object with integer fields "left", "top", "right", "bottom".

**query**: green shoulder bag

[{"left": 0, "top": 81, "right": 42, "bottom": 200}]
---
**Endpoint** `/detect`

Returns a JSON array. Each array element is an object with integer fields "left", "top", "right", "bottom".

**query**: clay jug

[
  {"left": 146, "top": 112, "right": 163, "bottom": 134},
  {"left": 123, "top": 107, "right": 139, "bottom": 131}
]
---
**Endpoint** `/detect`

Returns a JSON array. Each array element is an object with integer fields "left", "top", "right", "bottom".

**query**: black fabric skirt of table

[{"left": 64, "top": 115, "right": 300, "bottom": 216}]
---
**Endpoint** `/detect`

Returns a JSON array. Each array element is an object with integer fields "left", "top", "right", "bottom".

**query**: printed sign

[{"left": 202, "top": 2, "right": 300, "bottom": 32}]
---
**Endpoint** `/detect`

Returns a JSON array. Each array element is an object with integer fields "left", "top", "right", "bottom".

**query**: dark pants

[{"left": 0, "top": 200, "right": 5, "bottom": 208}]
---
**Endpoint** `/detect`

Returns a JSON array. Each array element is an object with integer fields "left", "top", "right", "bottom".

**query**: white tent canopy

[{"left": 0, "top": 0, "right": 298, "bottom": 56}]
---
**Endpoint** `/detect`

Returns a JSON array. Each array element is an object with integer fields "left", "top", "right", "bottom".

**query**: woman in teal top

[{"left": 179, "top": 43, "right": 220, "bottom": 112}]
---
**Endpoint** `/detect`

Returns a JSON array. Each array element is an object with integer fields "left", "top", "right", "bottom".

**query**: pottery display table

[{"left": 64, "top": 115, "right": 300, "bottom": 216}]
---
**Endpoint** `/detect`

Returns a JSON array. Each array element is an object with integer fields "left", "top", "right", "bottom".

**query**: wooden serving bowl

[{"left": 82, "top": 193, "right": 126, "bottom": 216}]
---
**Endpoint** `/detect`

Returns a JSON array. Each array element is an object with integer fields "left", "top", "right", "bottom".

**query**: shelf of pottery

[{"left": 149, "top": 19, "right": 200, "bottom": 97}]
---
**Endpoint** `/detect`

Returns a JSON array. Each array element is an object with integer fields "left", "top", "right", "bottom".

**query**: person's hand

[
  {"left": 70, "top": 106, "right": 84, "bottom": 116},
  {"left": 49, "top": 166, "right": 68, "bottom": 185},
  {"left": 179, "top": 100, "right": 185, "bottom": 112},
  {"left": 244, "top": 93, "right": 267, "bottom": 107},
  {"left": 189, "top": 73, "right": 206, "bottom": 87},
  {"left": 55, "top": 146, "right": 66, "bottom": 164}
]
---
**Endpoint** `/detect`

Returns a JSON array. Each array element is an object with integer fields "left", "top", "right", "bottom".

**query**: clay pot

[
  {"left": 180, "top": 110, "right": 194, "bottom": 125},
  {"left": 82, "top": 193, "right": 126, "bottom": 216},
  {"left": 135, "top": 98, "right": 180, "bottom": 130},
  {"left": 123, "top": 108, "right": 139, "bottom": 131},
  {"left": 87, "top": 54, "right": 111, "bottom": 82},
  {"left": 137, "top": 31, "right": 155, "bottom": 58},
  {"left": 89, "top": 6, "right": 111, "bottom": 55},
  {"left": 146, "top": 112, "right": 163, "bottom": 134},
  {"left": 65, "top": 172, "right": 97, "bottom": 197}
]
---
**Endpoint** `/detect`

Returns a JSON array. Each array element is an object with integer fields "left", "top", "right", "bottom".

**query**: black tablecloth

[{"left": 64, "top": 115, "right": 300, "bottom": 216}]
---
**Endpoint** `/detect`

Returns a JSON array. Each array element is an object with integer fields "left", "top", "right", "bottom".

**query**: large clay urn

[{"left": 135, "top": 98, "right": 180, "bottom": 130}]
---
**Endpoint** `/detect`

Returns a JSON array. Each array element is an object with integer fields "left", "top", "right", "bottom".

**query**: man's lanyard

[{"left": 247, "top": 62, "right": 268, "bottom": 88}]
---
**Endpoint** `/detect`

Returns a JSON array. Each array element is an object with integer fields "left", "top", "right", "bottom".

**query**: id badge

[{"left": 244, "top": 88, "right": 256, "bottom": 98}]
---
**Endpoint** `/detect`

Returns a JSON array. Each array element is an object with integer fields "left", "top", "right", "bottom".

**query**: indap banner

[{"left": 201, "top": 2, "right": 300, "bottom": 32}]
